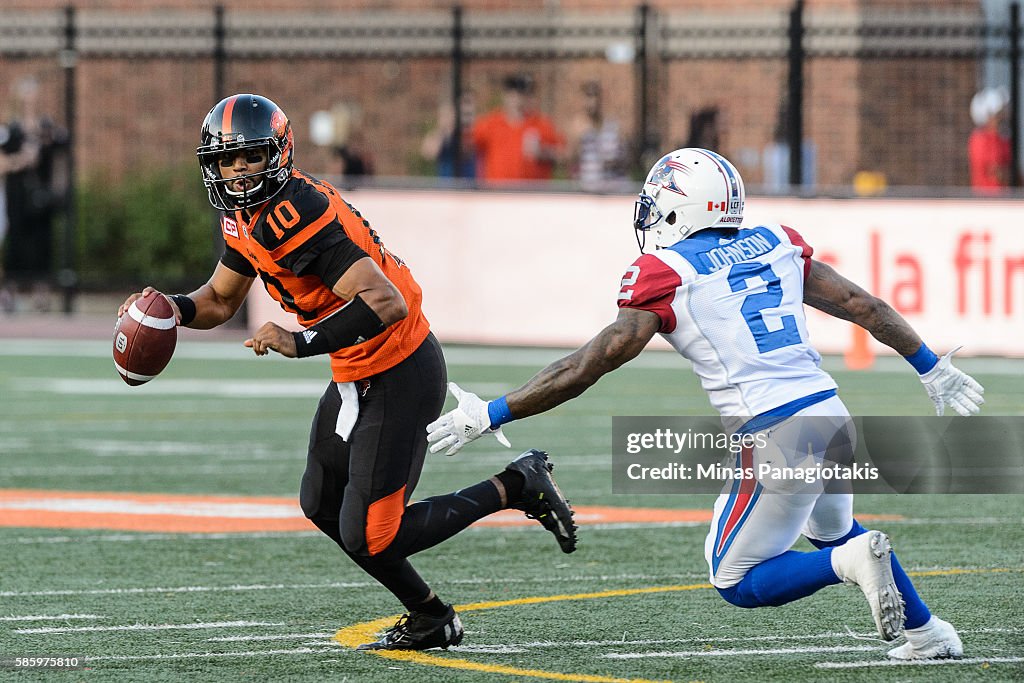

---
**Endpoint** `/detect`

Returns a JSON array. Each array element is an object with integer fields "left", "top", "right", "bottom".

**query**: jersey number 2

[{"left": 727, "top": 262, "right": 801, "bottom": 353}]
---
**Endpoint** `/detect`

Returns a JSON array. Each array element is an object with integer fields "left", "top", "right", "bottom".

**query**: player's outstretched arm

[
  {"left": 427, "top": 308, "right": 661, "bottom": 455},
  {"left": 505, "top": 307, "right": 661, "bottom": 420},
  {"left": 117, "top": 263, "right": 254, "bottom": 330},
  {"left": 803, "top": 259, "right": 984, "bottom": 416}
]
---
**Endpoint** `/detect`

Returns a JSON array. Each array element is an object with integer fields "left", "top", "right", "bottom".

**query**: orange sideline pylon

[{"left": 844, "top": 324, "right": 875, "bottom": 370}]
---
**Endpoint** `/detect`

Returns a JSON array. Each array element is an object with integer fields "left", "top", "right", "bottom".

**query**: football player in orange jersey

[{"left": 118, "top": 94, "right": 577, "bottom": 651}]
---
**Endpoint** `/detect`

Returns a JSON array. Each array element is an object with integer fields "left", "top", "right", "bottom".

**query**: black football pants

[{"left": 300, "top": 333, "right": 504, "bottom": 609}]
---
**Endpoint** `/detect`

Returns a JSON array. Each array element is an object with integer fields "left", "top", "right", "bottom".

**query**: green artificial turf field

[{"left": 0, "top": 339, "right": 1021, "bottom": 681}]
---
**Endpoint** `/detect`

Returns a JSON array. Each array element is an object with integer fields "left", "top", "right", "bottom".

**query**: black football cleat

[
  {"left": 506, "top": 449, "right": 578, "bottom": 553},
  {"left": 356, "top": 605, "right": 464, "bottom": 651}
]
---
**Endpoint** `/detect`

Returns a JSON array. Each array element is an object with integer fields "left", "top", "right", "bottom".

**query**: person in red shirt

[
  {"left": 967, "top": 87, "right": 1011, "bottom": 193},
  {"left": 471, "top": 74, "right": 564, "bottom": 183}
]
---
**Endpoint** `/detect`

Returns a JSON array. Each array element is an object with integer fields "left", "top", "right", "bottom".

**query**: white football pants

[{"left": 705, "top": 395, "right": 857, "bottom": 589}]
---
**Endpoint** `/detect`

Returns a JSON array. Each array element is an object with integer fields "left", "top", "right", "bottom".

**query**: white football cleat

[
  {"left": 887, "top": 616, "right": 963, "bottom": 660},
  {"left": 831, "top": 530, "right": 905, "bottom": 640}
]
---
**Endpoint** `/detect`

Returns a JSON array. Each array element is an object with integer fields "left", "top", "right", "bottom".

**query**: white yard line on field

[
  {"left": 816, "top": 656, "right": 1024, "bottom": 669},
  {"left": 5, "top": 338, "right": 1024, "bottom": 374},
  {"left": 0, "top": 583, "right": 373, "bottom": 598},
  {"left": 3, "top": 564, "right": 1017, "bottom": 600},
  {"left": 17, "top": 377, "right": 512, "bottom": 399},
  {"left": 0, "top": 573, "right": 712, "bottom": 599},
  {"left": 1, "top": 517, "right": 1018, "bottom": 548},
  {"left": 2, "top": 531, "right": 322, "bottom": 544},
  {"left": 18, "top": 378, "right": 332, "bottom": 398},
  {"left": 0, "top": 498, "right": 302, "bottom": 519},
  {"left": 207, "top": 632, "right": 335, "bottom": 642},
  {"left": 0, "top": 531, "right": 373, "bottom": 545},
  {"left": 602, "top": 645, "right": 880, "bottom": 659},
  {"left": 0, "top": 614, "right": 105, "bottom": 622},
  {"left": 460, "top": 632, "right": 882, "bottom": 650},
  {"left": 1, "top": 465, "right": 283, "bottom": 477},
  {"left": 459, "top": 627, "right": 1023, "bottom": 652},
  {"left": 83, "top": 647, "right": 341, "bottom": 663},
  {"left": 14, "top": 620, "right": 283, "bottom": 635}
]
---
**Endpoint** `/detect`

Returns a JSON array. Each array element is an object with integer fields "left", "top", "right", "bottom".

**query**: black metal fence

[
  {"left": 0, "top": 2, "right": 1021, "bottom": 311},
  {"left": 4, "top": 3, "right": 1021, "bottom": 182}
]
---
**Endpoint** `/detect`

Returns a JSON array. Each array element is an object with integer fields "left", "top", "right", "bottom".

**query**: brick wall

[
  {"left": 859, "top": 59, "right": 977, "bottom": 187},
  {"left": 0, "top": 0, "right": 986, "bottom": 189}
]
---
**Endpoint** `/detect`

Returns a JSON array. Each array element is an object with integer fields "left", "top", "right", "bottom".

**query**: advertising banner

[{"left": 248, "top": 190, "right": 1023, "bottom": 357}]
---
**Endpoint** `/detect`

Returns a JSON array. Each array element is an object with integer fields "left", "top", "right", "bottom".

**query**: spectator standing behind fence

[
  {"left": 686, "top": 106, "right": 724, "bottom": 151},
  {"left": 470, "top": 74, "right": 564, "bottom": 183},
  {"left": 0, "top": 78, "right": 68, "bottom": 313},
  {"left": 311, "top": 101, "right": 373, "bottom": 187},
  {"left": 567, "top": 81, "right": 627, "bottom": 191},
  {"left": 968, "top": 87, "right": 1011, "bottom": 194},
  {"left": 421, "top": 91, "right": 477, "bottom": 179}
]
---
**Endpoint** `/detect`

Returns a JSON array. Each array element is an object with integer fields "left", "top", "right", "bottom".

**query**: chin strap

[{"left": 634, "top": 226, "right": 647, "bottom": 254}]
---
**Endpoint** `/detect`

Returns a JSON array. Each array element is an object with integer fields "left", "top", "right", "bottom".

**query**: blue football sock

[
  {"left": 718, "top": 549, "right": 840, "bottom": 608},
  {"left": 807, "top": 519, "right": 931, "bottom": 629}
]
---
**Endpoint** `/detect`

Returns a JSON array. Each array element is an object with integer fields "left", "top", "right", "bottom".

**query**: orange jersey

[
  {"left": 470, "top": 110, "right": 563, "bottom": 181},
  {"left": 219, "top": 169, "right": 430, "bottom": 382}
]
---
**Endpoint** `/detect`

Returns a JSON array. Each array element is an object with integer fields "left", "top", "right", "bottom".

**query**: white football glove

[
  {"left": 919, "top": 346, "right": 985, "bottom": 416},
  {"left": 426, "top": 382, "right": 512, "bottom": 456}
]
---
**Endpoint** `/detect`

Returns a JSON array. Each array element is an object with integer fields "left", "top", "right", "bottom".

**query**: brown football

[{"left": 113, "top": 291, "right": 177, "bottom": 386}]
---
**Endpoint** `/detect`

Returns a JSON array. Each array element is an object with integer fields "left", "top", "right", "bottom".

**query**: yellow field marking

[
  {"left": 908, "top": 567, "right": 1014, "bottom": 578},
  {"left": 335, "top": 582, "right": 698, "bottom": 683},
  {"left": 335, "top": 568, "right": 1018, "bottom": 682}
]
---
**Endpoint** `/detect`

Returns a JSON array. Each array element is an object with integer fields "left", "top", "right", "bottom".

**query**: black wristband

[
  {"left": 169, "top": 294, "right": 196, "bottom": 326},
  {"left": 292, "top": 295, "right": 388, "bottom": 358}
]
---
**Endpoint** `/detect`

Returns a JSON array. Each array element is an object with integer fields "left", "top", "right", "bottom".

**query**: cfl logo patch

[{"left": 115, "top": 332, "right": 127, "bottom": 353}]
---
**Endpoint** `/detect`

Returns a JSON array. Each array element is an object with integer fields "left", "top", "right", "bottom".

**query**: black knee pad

[
  {"left": 340, "top": 512, "right": 368, "bottom": 556},
  {"left": 299, "top": 461, "right": 324, "bottom": 519}
]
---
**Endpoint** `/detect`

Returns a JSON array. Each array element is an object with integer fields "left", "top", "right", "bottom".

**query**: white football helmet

[{"left": 633, "top": 148, "right": 745, "bottom": 249}]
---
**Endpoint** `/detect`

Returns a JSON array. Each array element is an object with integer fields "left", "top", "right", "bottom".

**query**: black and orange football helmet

[{"left": 197, "top": 94, "right": 294, "bottom": 210}]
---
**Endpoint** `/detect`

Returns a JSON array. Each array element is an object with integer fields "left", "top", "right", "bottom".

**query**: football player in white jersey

[{"left": 426, "top": 148, "right": 983, "bottom": 659}]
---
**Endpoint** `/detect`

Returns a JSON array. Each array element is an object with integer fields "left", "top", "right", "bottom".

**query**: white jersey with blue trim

[{"left": 616, "top": 223, "right": 837, "bottom": 419}]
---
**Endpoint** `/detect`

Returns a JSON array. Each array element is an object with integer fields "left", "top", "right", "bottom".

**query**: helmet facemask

[
  {"left": 198, "top": 140, "right": 279, "bottom": 210},
  {"left": 633, "top": 191, "right": 665, "bottom": 252}
]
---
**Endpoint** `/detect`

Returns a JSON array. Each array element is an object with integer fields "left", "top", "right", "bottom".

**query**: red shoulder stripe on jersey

[
  {"left": 617, "top": 253, "right": 682, "bottom": 334},
  {"left": 268, "top": 204, "right": 338, "bottom": 262},
  {"left": 781, "top": 225, "right": 813, "bottom": 280}
]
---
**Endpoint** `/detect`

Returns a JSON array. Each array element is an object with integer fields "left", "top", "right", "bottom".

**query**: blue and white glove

[
  {"left": 918, "top": 347, "right": 985, "bottom": 416},
  {"left": 427, "top": 382, "right": 512, "bottom": 456}
]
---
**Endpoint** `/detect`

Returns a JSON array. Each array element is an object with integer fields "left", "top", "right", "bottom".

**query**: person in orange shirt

[
  {"left": 118, "top": 94, "right": 576, "bottom": 651},
  {"left": 967, "top": 87, "right": 1011, "bottom": 193},
  {"left": 471, "top": 74, "right": 564, "bottom": 183}
]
